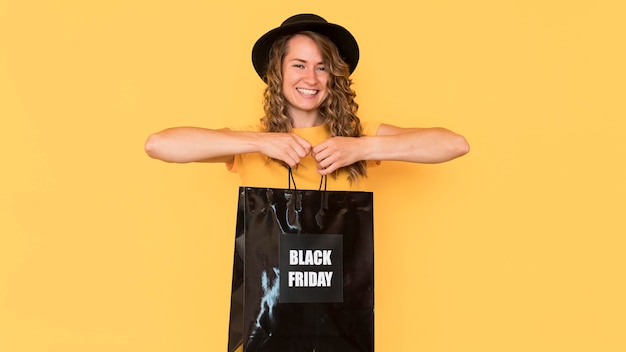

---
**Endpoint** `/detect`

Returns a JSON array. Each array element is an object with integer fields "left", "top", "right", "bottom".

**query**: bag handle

[
  {"left": 288, "top": 167, "right": 327, "bottom": 191},
  {"left": 318, "top": 174, "right": 328, "bottom": 191},
  {"left": 288, "top": 167, "right": 297, "bottom": 190}
]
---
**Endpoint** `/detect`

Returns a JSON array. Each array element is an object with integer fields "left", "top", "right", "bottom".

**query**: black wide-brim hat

[{"left": 252, "top": 14, "right": 360, "bottom": 81}]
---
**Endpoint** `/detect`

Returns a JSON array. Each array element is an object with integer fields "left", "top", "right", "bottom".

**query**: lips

[{"left": 296, "top": 88, "right": 319, "bottom": 96}]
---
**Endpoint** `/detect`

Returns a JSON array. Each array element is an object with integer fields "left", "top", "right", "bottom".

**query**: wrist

[{"left": 359, "top": 135, "right": 378, "bottom": 161}]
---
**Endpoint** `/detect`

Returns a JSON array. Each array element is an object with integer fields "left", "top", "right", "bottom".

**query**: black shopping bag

[{"left": 227, "top": 181, "right": 374, "bottom": 351}]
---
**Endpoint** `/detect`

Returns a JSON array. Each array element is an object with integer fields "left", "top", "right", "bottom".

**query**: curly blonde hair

[{"left": 260, "top": 31, "right": 367, "bottom": 183}]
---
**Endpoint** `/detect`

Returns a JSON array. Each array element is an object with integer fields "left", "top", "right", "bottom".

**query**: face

[{"left": 281, "top": 34, "right": 329, "bottom": 124}]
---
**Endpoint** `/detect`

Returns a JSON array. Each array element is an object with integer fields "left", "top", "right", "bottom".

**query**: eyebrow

[{"left": 289, "top": 58, "right": 325, "bottom": 65}]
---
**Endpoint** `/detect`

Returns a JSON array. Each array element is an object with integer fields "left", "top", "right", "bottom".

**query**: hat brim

[{"left": 252, "top": 20, "right": 359, "bottom": 81}]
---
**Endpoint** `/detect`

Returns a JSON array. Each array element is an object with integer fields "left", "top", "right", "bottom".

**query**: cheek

[
  {"left": 281, "top": 77, "right": 292, "bottom": 95},
  {"left": 281, "top": 72, "right": 296, "bottom": 89},
  {"left": 321, "top": 91, "right": 330, "bottom": 103},
  {"left": 320, "top": 78, "right": 330, "bottom": 98}
]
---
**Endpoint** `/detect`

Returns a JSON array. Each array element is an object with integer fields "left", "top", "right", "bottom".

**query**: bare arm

[
  {"left": 362, "top": 124, "right": 470, "bottom": 163},
  {"left": 312, "top": 124, "right": 469, "bottom": 175},
  {"left": 144, "top": 127, "right": 312, "bottom": 167}
]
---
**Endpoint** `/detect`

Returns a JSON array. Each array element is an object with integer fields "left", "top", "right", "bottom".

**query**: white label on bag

[{"left": 279, "top": 234, "right": 343, "bottom": 303}]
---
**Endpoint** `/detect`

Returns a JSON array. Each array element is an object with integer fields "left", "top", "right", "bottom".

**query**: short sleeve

[
  {"left": 360, "top": 121, "right": 383, "bottom": 167},
  {"left": 225, "top": 125, "right": 260, "bottom": 173},
  {"left": 361, "top": 121, "right": 382, "bottom": 136}
]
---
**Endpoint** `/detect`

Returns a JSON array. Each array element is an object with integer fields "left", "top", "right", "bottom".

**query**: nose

[{"left": 303, "top": 68, "right": 318, "bottom": 84}]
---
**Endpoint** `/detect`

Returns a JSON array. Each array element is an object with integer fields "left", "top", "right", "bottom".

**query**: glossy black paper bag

[{"left": 228, "top": 186, "right": 374, "bottom": 352}]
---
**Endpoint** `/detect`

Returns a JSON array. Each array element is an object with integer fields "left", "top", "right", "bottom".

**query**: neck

[{"left": 290, "top": 111, "right": 323, "bottom": 128}]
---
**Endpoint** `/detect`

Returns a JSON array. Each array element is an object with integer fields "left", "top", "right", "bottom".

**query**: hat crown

[{"left": 281, "top": 14, "right": 328, "bottom": 26}]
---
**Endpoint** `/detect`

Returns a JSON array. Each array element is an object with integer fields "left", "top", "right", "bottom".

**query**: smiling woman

[
  {"left": 144, "top": 14, "right": 469, "bottom": 190},
  {"left": 144, "top": 15, "right": 468, "bottom": 351}
]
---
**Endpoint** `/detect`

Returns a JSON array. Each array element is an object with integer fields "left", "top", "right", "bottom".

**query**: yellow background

[{"left": 1, "top": 0, "right": 625, "bottom": 351}]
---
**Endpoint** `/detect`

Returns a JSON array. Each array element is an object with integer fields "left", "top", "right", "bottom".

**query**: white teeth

[{"left": 296, "top": 88, "right": 318, "bottom": 95}]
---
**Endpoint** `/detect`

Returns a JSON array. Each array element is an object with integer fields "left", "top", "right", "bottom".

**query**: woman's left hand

[{"left": 312, "top": 137, "right": 366, "bottom": 175}]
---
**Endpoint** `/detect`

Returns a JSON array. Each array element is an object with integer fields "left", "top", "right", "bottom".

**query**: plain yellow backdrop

[{"left": 1, "top": 0, "right": 625, "bottom": 351}]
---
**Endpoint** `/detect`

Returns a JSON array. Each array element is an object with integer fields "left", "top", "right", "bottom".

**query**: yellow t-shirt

[{"left": 227, "top": 122, "right": 381, "bottom": 191}]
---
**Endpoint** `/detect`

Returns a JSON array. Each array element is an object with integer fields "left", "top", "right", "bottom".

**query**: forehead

[{"left": 284, "top": 34, "right": 323, "bottom": 60}]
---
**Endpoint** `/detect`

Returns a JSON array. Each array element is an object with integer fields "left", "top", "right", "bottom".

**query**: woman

[{"left": 145, "top": 13, "right": 469, "bottom": 190}]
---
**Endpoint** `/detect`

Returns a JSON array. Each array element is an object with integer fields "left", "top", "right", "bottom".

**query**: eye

[
  {"left": 316, "top": 66, "right": 327, "bottom": 71},
  {"left": 293, "top": 64, "right": 305, "bottom": 69}
]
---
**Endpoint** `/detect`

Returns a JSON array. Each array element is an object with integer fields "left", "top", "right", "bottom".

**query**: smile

[{"left": 296, "top": 88, "right": 319, "bottom": 96}]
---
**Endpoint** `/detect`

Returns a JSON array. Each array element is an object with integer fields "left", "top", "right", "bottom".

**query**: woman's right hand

[{"left": 256, "top": 132, "right": 312, "bottom": 168}]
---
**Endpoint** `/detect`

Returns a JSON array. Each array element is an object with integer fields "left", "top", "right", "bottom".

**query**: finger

[
  {"left": 312, "top": 145, "right": 332, "bottom": 162},
  {"left": 271, "top": 142, "right": 300, "bottom": 167},
  {"left": 311, "top": 140, "right": 329, "bottom": 156},
  {"left": 317, "top": 152, "right": 340, "bottom": 171},
  {"left": 293, "top": 136, "right": 312, "bottom": 157},
  {"left": 292, "top": 142, "right": 310, "bottom": 158},
  {"left": 283, "top": 155, "right": 299, "bottom": 168},
  {"left": 318, "top": 162, "right": 338, "bottom": 175},
  {"left": 284, "top": 148, "right": 303, "bottom": 167},
  {"left": 282, "top": 137, "right": 311, "bottom": 164}
]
